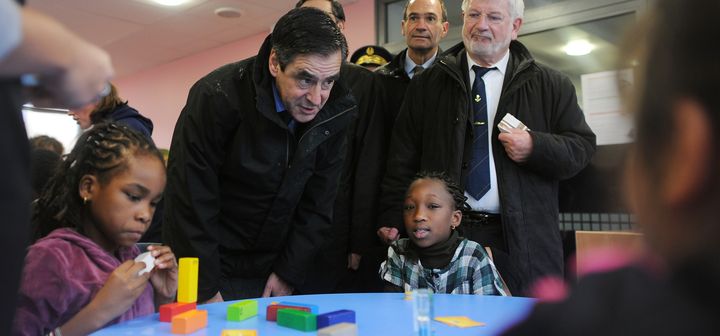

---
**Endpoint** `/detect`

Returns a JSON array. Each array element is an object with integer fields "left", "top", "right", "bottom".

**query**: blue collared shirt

[
  {"left": 404, "top": 51, "right": 437, "bottom": 79},
  {"left": 271, "top": 82, "right": 295, "bottom": 131}
]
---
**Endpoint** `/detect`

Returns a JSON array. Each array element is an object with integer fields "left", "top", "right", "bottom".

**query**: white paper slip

[
  {"left": 498, "top": 113, "right": 530, "bottom": 133},
  {"left": 498, "top": 122, "right": 513, "bottom": 134},
  {"left": 134, "top": 251, "right": 156, "bottom": 276}
]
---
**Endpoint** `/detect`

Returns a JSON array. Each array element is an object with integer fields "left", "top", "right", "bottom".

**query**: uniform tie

[{"left": 467, "top": 65, "right": 495, "bottom": 199}]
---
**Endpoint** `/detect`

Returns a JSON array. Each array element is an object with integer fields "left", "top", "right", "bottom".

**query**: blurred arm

[{"left": 0, "top": 6, "right": 113, "bottom": 108}]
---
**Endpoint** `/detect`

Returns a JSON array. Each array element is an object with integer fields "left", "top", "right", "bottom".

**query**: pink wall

[{"left": 115, "top": 0, "right": 376, "bottom": 148}]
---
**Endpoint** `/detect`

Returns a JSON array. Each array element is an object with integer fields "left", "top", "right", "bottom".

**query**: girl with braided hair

[
  {"left": 380, "top": 171, "right": 507, "bottom": 295},
  {"left": 14, "top": 122, "right": 177, "bottom": 336}
]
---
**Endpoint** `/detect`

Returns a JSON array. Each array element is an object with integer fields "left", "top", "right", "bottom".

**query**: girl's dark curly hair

[
  {"left": 32, "top": 122, "right": 163, "bottom": 242},
  {"left": 409, "top": 171, "right": 471, "bottom": 212}
]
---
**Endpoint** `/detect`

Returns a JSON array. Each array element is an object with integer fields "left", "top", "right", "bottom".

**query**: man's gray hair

[{"left": 461, "top": 0, "right": 524, "bottom": 19}]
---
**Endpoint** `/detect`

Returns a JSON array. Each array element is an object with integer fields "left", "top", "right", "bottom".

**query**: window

[
  {"left": 517, "top": 13, "right": 636, "bottom": 104},
  {"left": 23, "top": 106, "right": 81, "bottom": 154}
]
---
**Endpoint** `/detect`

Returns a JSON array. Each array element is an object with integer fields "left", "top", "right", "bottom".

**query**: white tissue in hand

[
  {"left": 498, "top": 113, "right": 530, "bottom": 133},
  {"left": 134, "top": 251, "right": 155, "bottom": 276}
]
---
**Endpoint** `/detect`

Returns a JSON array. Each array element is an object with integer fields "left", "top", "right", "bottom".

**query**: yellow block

[
  {"left": 434, "top": 316, "right": 486, "bottom": 328},
  {"left": 177, "top": 257, "right": 199, "bottom": 303},
  {"left": 220, "top": 330, "right": 257, "bottom": 336}
]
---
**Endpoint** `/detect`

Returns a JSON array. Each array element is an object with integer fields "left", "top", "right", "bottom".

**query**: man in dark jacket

[
  {"left": 376, "top": 0, "right": 449, "bottom": 133},
  {"left": 360, "top": 0, "right": 450, "bottom": 292},
  {"left": 378, "top": 0, "right": 596, "bottom": 295},
  {"left": 163, "top": 7, "right": 355, "bottom": 302},
  {"left": 294, "top": 0, "right": 391, "bottom": 294}
]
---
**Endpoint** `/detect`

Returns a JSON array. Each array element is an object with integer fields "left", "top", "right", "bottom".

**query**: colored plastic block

[
  {"left": 266, "top": 304, "right": 310, "bottom": 321},
  {"left": 317, "top": 323, "right": 358, "bottom": 336},
  {"left": 276, "top": 308, "right": 317, "bottom": 332},
  {"left": 227, "top": 300, "right": 258, "bottom": 322},
  {"left": 177, "top": 258, "right": 198, "bottom": 303},
  {"left": 220, "top": 330, "right": 257, "bottom": 336},
  {"left": 171, "top": 309, "right": 207, "bottom": 334},
  {"left": 159, "top": 302, "right": 197, "bottom": 322},
  {"left": 317, "top": 309, "right": 356, "bottom": 328},
  {"left": 278, "top": 301, "right": 319, "bottom": 314}
]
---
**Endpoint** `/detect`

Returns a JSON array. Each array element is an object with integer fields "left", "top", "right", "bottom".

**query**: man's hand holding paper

[{"left": 498, "top": 113, "right": 533, "bottom": 163}]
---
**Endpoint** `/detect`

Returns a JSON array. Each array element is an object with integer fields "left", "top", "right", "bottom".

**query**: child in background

[
  {"left": 13, "top": 123, "right": 177, "bottom": 336},
  {"left": 380, "top": 171, "right": 507, "bottom": 295}
]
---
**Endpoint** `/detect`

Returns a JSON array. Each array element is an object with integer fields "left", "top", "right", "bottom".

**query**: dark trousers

[
  {"left": 460, "top": 212, "right": 523, "bottom": 295},
  {"left": 334, "top": 245, "right": 387, "bottom": 293},
  {"left": 295, "top": 242, "right": 347, "bottom": 294},
  {"left": 459, "top": 212, "right": 507, "bottom": 252},
  {"left": 219, "top": 277, "right": 267, "bottom": 300},
  {"left": 298, "top": 245, "right": 387, "bottom": 294}
]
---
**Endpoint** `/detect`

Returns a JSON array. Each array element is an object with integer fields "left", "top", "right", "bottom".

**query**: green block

[
  {"left": 277, "top": 308, "right": 317, "bottom": 331},
  {"left": 227, "top": 300, "right": 258, "bottom": 322}
]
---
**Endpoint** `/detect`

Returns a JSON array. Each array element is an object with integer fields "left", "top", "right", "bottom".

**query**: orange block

[
  {"left": 160, "top": 302, "right": 197, "bottom": 322},
  {"left": 171, "top": 309, "right": 207, "bottom": 334}
]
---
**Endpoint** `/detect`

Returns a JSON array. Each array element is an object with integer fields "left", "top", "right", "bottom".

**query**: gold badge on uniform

[
  {"left": 355, "top": 46, "right": 389, "bottom": 67},
  {"left": 475, "top": 95, "right": 481, "bottom": 102}
]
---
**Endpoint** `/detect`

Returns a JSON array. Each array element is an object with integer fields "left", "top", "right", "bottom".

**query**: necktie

[
  {"left": 412, "top": 65, "right": 424, "bottom": 78},
  {"left": 467, "top": 65, "right": 495, "bottom": 200}
]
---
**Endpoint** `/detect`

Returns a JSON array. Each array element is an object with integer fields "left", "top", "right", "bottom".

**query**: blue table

[{"left": 92, "top": 293, "right": 535, "bottom": 335}]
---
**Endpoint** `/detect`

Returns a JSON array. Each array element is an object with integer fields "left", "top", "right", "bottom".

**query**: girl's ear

[
  {"left": 78, "top": 174, "right": 98, "bottom": 203},
  {"left": 451, "top": 210, "right": 462, "bottom": 228}
]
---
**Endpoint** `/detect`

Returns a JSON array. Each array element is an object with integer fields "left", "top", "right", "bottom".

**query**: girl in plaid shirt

[{"left": 380, "top": 171, "right": 507, "bottom": 295}]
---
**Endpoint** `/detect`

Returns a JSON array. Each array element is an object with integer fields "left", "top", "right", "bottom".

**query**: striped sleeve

[
  {"left": 380, "top": 245, "right": 406, "bottom": 288},
  {"left": 471, "top": 244, "right": 508, "bottom": 296}
]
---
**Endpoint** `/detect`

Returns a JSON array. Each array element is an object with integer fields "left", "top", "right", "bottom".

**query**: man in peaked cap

[{"left": 350, "top": 45, "right": 393, "bottom": 71}]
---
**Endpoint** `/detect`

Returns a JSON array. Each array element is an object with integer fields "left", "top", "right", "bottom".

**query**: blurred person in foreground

[
  {"left": 503, "top": 0, "right": 720, "bottom": 334},
  {"left": 0, "top": 0, "right": 113, "bottom": 333}
]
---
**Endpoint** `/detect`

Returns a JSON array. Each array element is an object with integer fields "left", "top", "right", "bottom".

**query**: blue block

[
  {"left": 317, "top": 310, "right": 356, "bottom": 329},
  {"left": 278, "top": 301, "right": 319, "bottom": 314}
]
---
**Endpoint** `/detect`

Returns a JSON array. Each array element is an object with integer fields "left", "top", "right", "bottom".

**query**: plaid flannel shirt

[{"left": 380, "top": 238, "right": 507, "bottom": 295}]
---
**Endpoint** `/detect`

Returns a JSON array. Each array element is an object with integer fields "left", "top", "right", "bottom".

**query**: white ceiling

[{"left": 27, "top": 0, "right": 354, "bottom": 77}]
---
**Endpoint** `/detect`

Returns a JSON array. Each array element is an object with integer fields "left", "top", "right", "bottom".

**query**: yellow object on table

[{"left": 434, "top": 316, "right": 486, "bottom": 328}]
